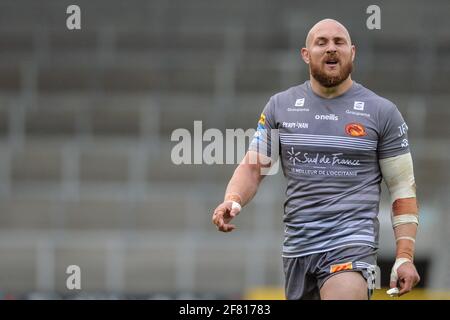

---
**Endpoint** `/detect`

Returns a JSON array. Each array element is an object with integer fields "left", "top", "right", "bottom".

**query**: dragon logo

[{"left": 345, "top": 123, "right": 366, "bottom": 137}]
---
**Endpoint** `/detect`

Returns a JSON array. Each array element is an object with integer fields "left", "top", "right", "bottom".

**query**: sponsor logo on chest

[
  {"left": 288, "top": 98, "right": 309, "bottom": 112},
  {"left": 282, "top": 122, "right": 309, "bottom": 129},
  {"left": 346, "top": 101, "right": 370, "bottom": 117},
  {"left": 354, "top": 101, "right": 365, "bottom": 110},
  {"left": 315, "top": 114, "right": 339, "bottom": 121}
]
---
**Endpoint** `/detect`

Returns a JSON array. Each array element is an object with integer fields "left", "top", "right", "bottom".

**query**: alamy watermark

[
  {"left": 66, "top": 5, "right": 81, "bottom": 30},
  {"left": 170, "top": 121, "right": 280, "bottom": 175},
  {"left": 64, "top": 4, "right": 380, "bottom": 31},
  {"left": 66, "top": 265, "right": 81, "bottom": 290},
  {"left": 366, "top": 5, "right": 381, "bottom": 30}
]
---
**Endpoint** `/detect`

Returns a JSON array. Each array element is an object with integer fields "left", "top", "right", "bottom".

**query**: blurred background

[{"left": 0, "top": 0, "right": 449, "bottom": 299}]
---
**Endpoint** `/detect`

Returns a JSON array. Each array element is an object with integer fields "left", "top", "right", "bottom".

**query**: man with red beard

[{"left": 212, "top": 19, "right": 420, "bottom": 299}]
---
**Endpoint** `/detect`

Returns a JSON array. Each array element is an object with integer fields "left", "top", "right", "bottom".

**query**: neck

[{"left": 309, "top": 75, "right": 353, "bottom": 99}]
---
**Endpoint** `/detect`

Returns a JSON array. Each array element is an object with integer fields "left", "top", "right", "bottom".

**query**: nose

[
  {"left": 326, "top": 42, "right": 337, "bottom": 53},
  {"left": 326, "top": 46, "right": 337, "bottom": 54}
]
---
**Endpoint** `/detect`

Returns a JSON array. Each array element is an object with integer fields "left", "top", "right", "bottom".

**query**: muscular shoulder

[
  {"left": 270, "top": 82, "right": 309, "bottom": 104},
  {"left": 264, "top": 82, "right": 310, "bottom": 121},
  {"left": 356, "top": 83, "right": 398, "bottom": 114}
]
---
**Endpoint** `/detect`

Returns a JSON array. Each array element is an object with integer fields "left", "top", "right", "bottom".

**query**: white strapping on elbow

[{"left": 379, "top": 152, "right": 416, "bottom": 203}]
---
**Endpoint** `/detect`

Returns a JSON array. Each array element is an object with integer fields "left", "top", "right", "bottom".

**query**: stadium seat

[
  {"left": 0, "top": 247, "right": 36, "bottom": 292},
  {"left": 63, "top": 199, "right": 130, "bottom": 230},
  {"left": 0, "top": 198, "right": 57, "bottom": 229},
  {"left": 194, "top": 245, "right": 247, "bottom": 293},
  {"left": 26, "top": 106, "right": 77, "bottom": 137},
  {"left": 79, "top": 146, "right": 129, "bottom": 183},
  {"left": 12, "top": 144, "right": 62, "bottom": 183},
  {"left": 124, "top": 246, "right": 177, "bottom": 293}
]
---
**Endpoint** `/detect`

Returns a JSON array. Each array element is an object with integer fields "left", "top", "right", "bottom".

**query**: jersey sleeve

[
  {"left": 378, "top": 103, "right": 410, "bottom": 159},
  {"left": 248, "top": 96, "right": 277, "bottom": 157}
]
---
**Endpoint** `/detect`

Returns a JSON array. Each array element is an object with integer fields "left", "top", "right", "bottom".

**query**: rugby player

[{"left": 212, "top": 19, "right": 420, "bottom": 300}]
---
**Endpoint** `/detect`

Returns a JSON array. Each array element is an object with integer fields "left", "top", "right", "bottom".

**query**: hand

[
  {"left": 212, "top": 201, "right": 241, "bottom": 232},
  {"left": 390, "top": 261, "right": 420, "bottom": 296}
]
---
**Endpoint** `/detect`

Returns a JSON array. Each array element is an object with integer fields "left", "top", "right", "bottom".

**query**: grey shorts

[{"left": 283, "top": 245, "right": 378, "bottom": 300}]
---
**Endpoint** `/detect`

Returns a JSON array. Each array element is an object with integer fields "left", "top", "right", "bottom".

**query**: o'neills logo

[
  {"left": 315, "top": 114, "right": 339, "bottom": 121},
  {"left": 345, "top": 123, "right": 366, "bottom": 137}
]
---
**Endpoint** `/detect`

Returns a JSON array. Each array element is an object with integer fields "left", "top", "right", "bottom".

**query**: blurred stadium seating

[{"left": 0, "top": 0, "right": 449, "bottom": 299}]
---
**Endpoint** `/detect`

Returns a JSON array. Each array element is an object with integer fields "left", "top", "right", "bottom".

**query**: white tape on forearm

[
  {"left": 379, "top": 153, "right": 416, "bottom": 202},
  {"left": 392, "top": 214, "right": 419, "bottom": 228},
  {"left": 390, "top": 257, "right": 411, "bottom": 283},
  {"left": 396, "top": 236, "right": 416, "bottom": 243}
]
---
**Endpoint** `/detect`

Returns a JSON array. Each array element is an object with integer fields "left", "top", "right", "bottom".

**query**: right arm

[
  {"left": 212, "top": 151, "right": 271, "bottom": 232},
  {"left": 214, "top": 96, "right": 276, "bottom": 232}
]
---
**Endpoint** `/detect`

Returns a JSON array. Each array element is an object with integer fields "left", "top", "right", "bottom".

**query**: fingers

[
  {"left": 212, "top": 202, "right": 237, "bottom": 233},
  {"left": 389, "top": 269, "right": 399, "bottom": 289},
  {"left": 397, "top": 273, "right": 420, "bottom": 296},
  {"left": 414, "top": 274, "right": 421, "bottom": 287},
  {"left": 389, "top": 280, "right": 398, "bottom": 289},
  {"left": 218, "top": 223, "right": 236, "bottom": 232},
  {"left": 398, "top": 277, "right": 413, "bottom": 296},
  {"left": 389, "top": 261, "right": 420, "bottom": 297},
  {"left": 394, "top": 264, "right": 420, "bottom": 296},
  {"left": 215, "top": 217, "right": 236, "bottom": 232},
  {"left": 212, "top": 208, "right": 225, "bottom": 227}
]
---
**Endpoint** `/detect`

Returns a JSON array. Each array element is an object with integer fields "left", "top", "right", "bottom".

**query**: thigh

[
  {"left": 320, "top": 271, "right": 368, "bottom": 300},
  {"left": 283, "top": 256, "right": 320, "bottom": 300},
  {"left": 316, "top": 245, "right": 378, "bottom": 300}
]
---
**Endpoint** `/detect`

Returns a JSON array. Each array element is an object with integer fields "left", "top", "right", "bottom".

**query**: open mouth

[{"left": 325, "top": 59, "right": 339, "bottom": 65}]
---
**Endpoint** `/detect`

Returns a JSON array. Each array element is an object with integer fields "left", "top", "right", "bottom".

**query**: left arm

[{"left": 380, "top": 152, "right": 420, "bottom": 296}]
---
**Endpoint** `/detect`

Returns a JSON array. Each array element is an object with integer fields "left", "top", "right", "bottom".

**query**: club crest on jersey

[
  {"left": 345, "top": 123, "right": 366, "bottom": 137},
  {"left": 354, "top": 101, "right": 365, "bottom": 111},
  {"left": 258, "top": 113, "right": 266, "bottom": 126},
  {"left": 295, "top": 98, "right": 305, "bottom": 107}
]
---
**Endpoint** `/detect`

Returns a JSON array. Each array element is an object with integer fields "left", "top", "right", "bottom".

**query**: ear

[
  {"left": 301, "top": 47, "right": 310, "bottom": 64},
  {"left": 351, "top": 45, "right": 356, "bottom": 62}
]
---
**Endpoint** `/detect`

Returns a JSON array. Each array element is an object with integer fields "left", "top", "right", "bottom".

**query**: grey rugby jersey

[{"left": 249, "top": 80, "right": 410, "bottom": 258}]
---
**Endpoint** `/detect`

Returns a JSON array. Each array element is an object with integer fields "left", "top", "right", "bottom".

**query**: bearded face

[{"left": 309, "top": 51, "right": 353, "bottom": 88}]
